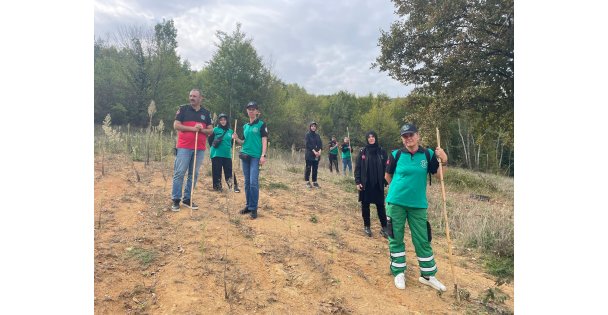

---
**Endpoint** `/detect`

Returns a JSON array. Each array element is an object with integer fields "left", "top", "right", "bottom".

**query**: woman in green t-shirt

[
  {"left": 384, "top": 123, "right": 449, "bottom": 292},
  {"left": 210, "top": 113, "right": 239, "bottom": 193}
]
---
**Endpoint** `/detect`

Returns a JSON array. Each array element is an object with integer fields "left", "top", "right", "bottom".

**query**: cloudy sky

[{"left": 94, "top": 0, "right": 414, "bottom": 97}]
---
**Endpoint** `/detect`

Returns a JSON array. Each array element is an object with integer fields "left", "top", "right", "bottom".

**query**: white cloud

[{"left": 94, "top": 0, "right": 413, "bottom": 97}]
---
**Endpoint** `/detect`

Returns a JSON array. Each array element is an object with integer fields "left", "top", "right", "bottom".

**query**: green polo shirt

[
  {"left": 209, "top": 127, "right": 233, "bottom": 159},
  {"left": 385, "top": 148, "right": 436, "bottom": 209},
  {"left": 241, "top": 119, "right": 268, "bottom": 158}
]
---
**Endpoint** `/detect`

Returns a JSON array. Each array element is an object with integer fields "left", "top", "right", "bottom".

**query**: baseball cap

[
  {"left": 400, "top": 123, "right": 418, "bottom": 135},
  {"left": 246, "top": 101, "right": 258, "bottom": 109}
]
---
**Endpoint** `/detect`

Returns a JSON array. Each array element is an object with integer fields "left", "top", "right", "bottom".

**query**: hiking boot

[
  {"left": 239, "top": 206, "right": 252, "bottom": 215},
  {"left": 171, "top": 200, "right": 180, "bottom": 212},
  {"left": 394, "top": 273, "right": 406, "bottom": 290},
  {"left": 364, "top": 226, "right": 372, "bottom": 237},
  {"left": 250, "top": 209, "right": 258, "bottom": 219},
  {"left": 234, "top": 187, "right": 241, "bottom": 193},
  {"left": 306, "top": 182, "right": 312, "bottom": 189},
  {"left": 380, "top": 227, "right": 389, "bottom": 239},
  {"left": 182, "top": 199, "right": 199, "bottom": 210},
  {"left": 419, "top": 276, "right": 447, "bottom": 292},
  {"left": 313, "top": 182, "right": 320, "bottom": 188}
]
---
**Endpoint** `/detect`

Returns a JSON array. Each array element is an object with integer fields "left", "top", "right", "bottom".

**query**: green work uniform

[
  {"left": 210, "top": 127, "right": 233, "bottom": 159},
  {"left": 386, "top": 147, "right": 439, "bottom": 277},
  {"left": 241, "top": 119, "right": 267, "bottom": 158}
]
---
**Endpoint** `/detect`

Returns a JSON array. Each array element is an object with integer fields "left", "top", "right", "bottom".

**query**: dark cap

[
  {"left": 400, "top": 123, "right": 418, "bottom": 135},
  {"left": 309, "top": 121, "right": 317, "bottom": 127},
  {"left": 246, "top": 101, "right": 258, "bottom": 109},
  {"left": 218, "top": 113, "right": 228, "bottom": 120}
]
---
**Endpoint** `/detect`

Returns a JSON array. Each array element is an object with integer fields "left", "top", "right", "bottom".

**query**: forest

[{"left": 94, "top": 0, "right": 513, "bottom": 175}]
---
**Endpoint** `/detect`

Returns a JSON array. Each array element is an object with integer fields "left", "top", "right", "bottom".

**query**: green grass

[
  {"left": 267, "top": 182, "right": 289, "bottom": 190},
  {"left": 126, "top": 247, "right": 157, "bottom": 268},
  {"left": 484, "top": 254, "right": 514, "bottom": 284},
  {"left": 286, "top": 165, "right": 300, "bottom": 174},
  {"left": 310, "top": 215, "right": 318, "bottom": 223}
]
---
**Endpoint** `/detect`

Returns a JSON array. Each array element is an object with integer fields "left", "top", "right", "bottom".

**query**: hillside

[{"left": 94, "top": 153, "right": 514, "bottom": 314}]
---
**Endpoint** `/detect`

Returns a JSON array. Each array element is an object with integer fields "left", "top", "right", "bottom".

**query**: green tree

[
  {"left": 374, "top": 0, "right": 513, "bottom": 138},
  {"left": 203, "top": 23, "right": 272, "bottom": 123}
]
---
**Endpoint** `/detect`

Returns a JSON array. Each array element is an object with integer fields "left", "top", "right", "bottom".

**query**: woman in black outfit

[{"left": 354, "top": 131, "right": 389, "bottom": 238}]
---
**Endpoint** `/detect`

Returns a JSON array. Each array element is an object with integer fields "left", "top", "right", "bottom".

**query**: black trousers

[
  {"left": 328, "top": 154, "right": 339, "bottom": 173},
  {"left": 362, "top": 201, "right": 387, "bottom": 228},
  {"left": 304, "top": 159, "right": 319, "bottom": 182},
  {"left": 211, "top": 157, "right": 237, "bottom": 189}
]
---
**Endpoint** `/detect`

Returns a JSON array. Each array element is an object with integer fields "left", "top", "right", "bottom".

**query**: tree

[
  {"left": 374, "top": 0, "right": 513, "bottom": 138},
  {"left": 203, "top": 23, "right": 272, "bottom": 123}
]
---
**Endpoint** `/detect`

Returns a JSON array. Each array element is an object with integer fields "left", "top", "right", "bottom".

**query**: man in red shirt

[{"left": 170, "top": 89, "right": 213, "bottom": 211}]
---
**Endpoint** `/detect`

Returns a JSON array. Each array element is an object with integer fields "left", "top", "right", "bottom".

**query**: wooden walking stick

[
  {"left": 190, "top": 131, "right": 199, "bottom": 217},
  {"left": 436, "top": 127, "right": 459, "bottom": 301}
]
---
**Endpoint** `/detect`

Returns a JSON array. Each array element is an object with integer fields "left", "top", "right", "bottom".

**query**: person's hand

[
  {"left": 232, "top": 133, "right": 237, "bottom": 140},
  {"left": 260, "top": 156, "right": 267, "bottom": 165},
  {"left": 435, "top": 147, "right": 448, "bottom": 163},
  {"left": 356, "top": 183, "right": 363, "bottom": 191},
  {"left": 194, "top": 123, "right": 203, "bottom": 131}
]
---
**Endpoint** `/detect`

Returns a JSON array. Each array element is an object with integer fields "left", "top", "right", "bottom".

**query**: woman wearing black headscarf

[{"left": 354, "top": 131, "right": 389, "bottom": 238}]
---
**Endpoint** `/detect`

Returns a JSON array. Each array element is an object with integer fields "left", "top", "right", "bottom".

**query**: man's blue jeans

[
  {"left": 241, "top": 157, "right": 260, "bottom": 211},
  {"left": 171, "top": 148, "right": 206, "bottom": 201}
]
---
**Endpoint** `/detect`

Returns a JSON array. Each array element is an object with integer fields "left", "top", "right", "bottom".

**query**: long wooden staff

[
  {"left": 190, "top": 131, "right": 199, "bottom": 217},
  {"left": 436, "top": 127, "right": 459, "bottom": 300}
]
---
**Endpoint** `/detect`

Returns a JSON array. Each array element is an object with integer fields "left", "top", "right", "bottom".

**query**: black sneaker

[
  {"left": 313, "top": 182, "right": 320, "bottom": 188},
  {"left": 380, "top": 228, "right": 388, "bottom": 239},
  {"left": 250, "top": 209, "right": 258, "bottom": 219},
  {"left": 234, "top": 187, "right": 241, "bottom": 193},
  {"left": 239, "top": 206, "right": 252, "bottom": 215},
  {"left": 171, "top": 200, "right": 180, "bottom": 212},
  {"left": 306, "top": 182, "right": 312, "bottom": 189},
  {"left": 364, "top": 226, "right": 372, "bottom": 237},
  {"left": 182, "top": 199, "right": 199, "bottom": 210}
]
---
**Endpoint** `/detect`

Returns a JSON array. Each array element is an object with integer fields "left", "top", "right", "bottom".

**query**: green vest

[
  {"left": 241, "top": 119, "right": 266, "bottom": 158},
  {"left": 385, "top": 148, "right": 435, "bottom": 209},
  {"left": 341, "top": 144, "right": 352, "bottom": 159},
  {"left": 210, "top": 127, "right": 233, "bottom": 159},
  {"left": 329, "top": 142, "right": 338, "bottom": 155}
]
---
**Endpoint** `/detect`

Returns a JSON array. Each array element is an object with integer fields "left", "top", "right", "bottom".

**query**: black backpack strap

[{"left": 424, "top": 148, "right": 432, "bottom": 186}]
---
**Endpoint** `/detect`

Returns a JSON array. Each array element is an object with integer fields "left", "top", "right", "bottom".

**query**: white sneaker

[
  {"left": 394, "top": 273, "right": 406, "bottom": 290},
  {"left": 419, "top": 276, "right": 447, "bottom": 292}
]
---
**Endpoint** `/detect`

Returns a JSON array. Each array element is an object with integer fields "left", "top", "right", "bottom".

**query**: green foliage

[{"left": 374, "top": 0, "right": 514, "bottom": 139}]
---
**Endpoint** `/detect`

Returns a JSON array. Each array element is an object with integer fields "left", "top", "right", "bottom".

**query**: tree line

[{"left": 95, "top": 0, "right": 513, "bottom": 175}]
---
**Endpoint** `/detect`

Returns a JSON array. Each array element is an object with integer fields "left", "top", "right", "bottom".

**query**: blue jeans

[
  {"left": 342, "top": 158, "right": 352, "bottom": 175},
  {"left": 171, "top": 148, "right": 206, "bottom": 201},
  {"left": 242, "top": 157, "right": 260, "bottom": 211}
]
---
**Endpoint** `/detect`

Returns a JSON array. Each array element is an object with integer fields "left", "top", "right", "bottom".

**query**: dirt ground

[{"left": 94, "top": 154, "right": 514, "bottom": 314}]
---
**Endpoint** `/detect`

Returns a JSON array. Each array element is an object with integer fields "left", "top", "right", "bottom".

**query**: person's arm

[
  {"left": 384, "top": 151, "right": 396, "bottom": 185},
  {"left": 201, "top": 124, "right": 213, "bottom": 135},
  {"left": 385, "top": 172, "right": 393, "bottom": 185},
  {"left": 433, "top": 147, "right": 448, "bottom": 178},
  {"left": 260, "top": 136, "right": 268, "bottom": 165},
  {"left": 354, "top": 150, "right": 363, "bottom": 190},
  {"left": 231, "top": 133, "right": 244, "bottom": 145},
  {"left": 174, "top": 120, "right": 202, "bottom": 132}
]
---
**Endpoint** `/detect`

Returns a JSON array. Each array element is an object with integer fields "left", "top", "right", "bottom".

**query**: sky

[{"left": 94, "top": 0, "right": 414, "bottom": 97}]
